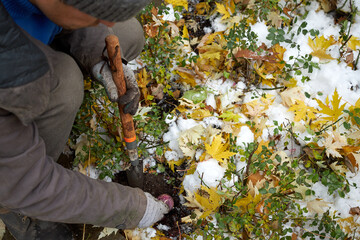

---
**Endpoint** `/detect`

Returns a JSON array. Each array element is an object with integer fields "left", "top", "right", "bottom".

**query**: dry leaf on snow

[
  {"left": 307, "top": 199, "right": 330, "bottom": 214},
  {"left": 308, "top": 35, "right": 336, "bottom": 60}
]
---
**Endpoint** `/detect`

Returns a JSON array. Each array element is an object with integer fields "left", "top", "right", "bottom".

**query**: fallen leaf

[
  {"left": 308, "top": 35, "right": 336, "bottom": 60},
  {"left": 288, "top": 100, "right": 318, "bottom": 122},
  {"left": 349, "top": 207, "right": 360, "bottom": 216},
  {"left": 219, "top": 111, "right": 242, "bottom": 122},
  {"left": 315, "top": 89, "right": 346, "bottom": 122},
  {"left": 164, "top": 0, "right": 188, "bottom": 10},
  {"left": 98, "top": 228, "right": 119, "bottom": 239},
  {"left": 205, "top": 134, "right": 236, "bottom": 163},
  {"left": 190, "top": 109, "right": 212, "bottom": 120},
  {"left": 307, "top": 199, "right": 330, "bottom": 214},
  {"left": 195, "top": 2, "right": 210, "bottom": 15},
  {"left": 268, "top": 11, "right": 282, "bottom": 27},
  {"left": 179, "top": 125, "right": 205, "bottom": 157},
  {"left": 176, "top": 70, "right": 197, "bottom": 87},
  {"left": 348, "top": 36, "right": 360, "bottom": 51},
  {"left": 280, "top": 87, "right": 305, "bottom": 108},
  {"left": 216, "top": 2, "right": 231, "bottom": 20}
]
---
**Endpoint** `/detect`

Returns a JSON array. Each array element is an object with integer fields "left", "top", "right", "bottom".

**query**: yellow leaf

[
  {"left": 167, "top": 158, "right": 185, "bottom": 172},
  {"left": 182, "top": 25, "right": 189, "bottom": 39},
  {"left": 234, "top": 193, "right": 262, "bottom": 211},
  {"left": 288, "top": 100, "right": 318, "bottom": 122},
  {"left": 176, "top": 70, "right": 197, "bottom": 87},
  {"left": 283, "top": 78, "right": 298, "bottom": 88},
  {"left": 190, "top": 109, "right": 212, "bottom": 120},
  {"left": 308, "top": 35, "right": 336, "bottom": 60},
  {"left": 205, "top": 134, "right": 236, "bottom": 163},
  {"left": 254, "top": 140, "right": 271, "bottom": 155},
  {"left": 137, "top": 68, "right": 149, "bottom": 88},
  {"left": 195, "top": 186, "right": 222, "bottom": 218},
  {"left": 84, "top": 78, "right": 91, "bottom": 90},
  {"left": 315, "top": 89, "right": 346, "bottom": 122},
  {"left": 347, "top": 36, "right": 360, "bottom": 51},
  {"left": 164, "top": 0, "right": 188, "bottom": 10},
  {"left": 216, "top": 2, "right": 231, "bottom": 20},
  {"left": 195, "top": 2, "right": 210, "bottom": 15},
  {"left": 253, "top": 63, "right": 276, "bottom": 87},
  {"left": 219, "top": 111, "right": 242, "bottom": 122}
]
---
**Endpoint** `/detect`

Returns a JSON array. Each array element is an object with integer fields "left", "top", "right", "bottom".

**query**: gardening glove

[
  {"left": 137, "top": 192, "right": 170, "bottom": 228},
  {"left": 92, "top": 61, "right": 140, "bottom": 115}
]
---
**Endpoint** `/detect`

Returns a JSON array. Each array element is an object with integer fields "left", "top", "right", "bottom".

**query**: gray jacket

[{"left": 0, "top": 2, "right": 147, "bottom": 229}]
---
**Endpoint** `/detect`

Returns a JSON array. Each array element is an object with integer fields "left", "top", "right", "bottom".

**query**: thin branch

[
  {"left": 242, "top": 143, "right": 259, "bottom": 186},
  {"left": 82, "top": 224, "right": 86, "bottom": 240}
]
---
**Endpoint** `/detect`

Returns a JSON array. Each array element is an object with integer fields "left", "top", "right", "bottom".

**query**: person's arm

[{"left": 0, "top": 108, "right": 146, "bottom": 229}]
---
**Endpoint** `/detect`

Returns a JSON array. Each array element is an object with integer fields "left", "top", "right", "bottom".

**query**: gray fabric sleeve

[
  {"left": 0, "top": 109, "right": 147, "bottom": 229},
  {"left": 51, "top": 18, "right": 145, "bottom": 75}
]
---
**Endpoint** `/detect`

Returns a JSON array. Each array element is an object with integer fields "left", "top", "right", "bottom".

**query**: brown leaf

[
  {"left": 234, "top": 44, "right": 276, "bottom": 62},
  {"left": 144, "top": 22, "right": 159, "bottom": 38},
  {"left": 349, "top": 207, "right": 360, "bottom": 216},
  {"left": 150, "top": 84, "right": 164, "bottom": 100},
  {"left": 248, "top": 171, "right": 265, "bottom": 185}
]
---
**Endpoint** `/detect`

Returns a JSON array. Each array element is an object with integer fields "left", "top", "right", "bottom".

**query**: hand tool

[{"left": 105, "top": 34, "right": 144, "bottom": 189}]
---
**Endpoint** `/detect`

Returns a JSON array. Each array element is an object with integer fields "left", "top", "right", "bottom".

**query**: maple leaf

[
  {"left": 288, "top": 100, "right": 318, "bottom": 122},
  {"left": 196, "top": 186, "right": 223, "bottom": 218},
  {"left": 320, "top": 131, "right": 347, "bottom": 158},
  {"left": 164, "top": 0, "right": 188, "bottom": 10},
  {"left": 347, "top": 36, "right": 360, "bottom": 51},
  {"left": 205, "top": 134, "right": 236, "bottom": 163},
  {"left": 184, "top": 186, "right": 223, "bottom": 219},
  {"left": 315, "top": 89, "right": 346, "bottom": 122},
  {"left": 179, "top": 125, "right": 205, "bottom": 157},
  {"left": 215, "top": 2, "right": 231, "bottom": 20},
  {"left": 308, "top": 35, "right": 336, "bottom": 60}
]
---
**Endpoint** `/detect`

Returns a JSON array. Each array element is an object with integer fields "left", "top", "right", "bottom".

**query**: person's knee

[
  {"left": 52, "top": 52, "right": 84, "bottom": 116},
  {"left": 113, "top": 18, "right": 145, "bottom": 62}
]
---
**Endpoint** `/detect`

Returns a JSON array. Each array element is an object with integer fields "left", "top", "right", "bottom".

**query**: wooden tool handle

[{"left": 105, "top": 35, "right": 136, "bottom": 144}]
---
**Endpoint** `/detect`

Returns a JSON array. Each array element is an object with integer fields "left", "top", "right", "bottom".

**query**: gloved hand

[
  {"left": 92, "top": 61, "right": 140, "bottom": 115},
  {"left": 137, "top": 192, "right": 170, "bottom": 228}
]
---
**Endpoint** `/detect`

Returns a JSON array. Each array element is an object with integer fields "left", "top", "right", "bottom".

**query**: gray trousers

[{"left": 37, "top": 18, "right": 144, "bottom": 160}]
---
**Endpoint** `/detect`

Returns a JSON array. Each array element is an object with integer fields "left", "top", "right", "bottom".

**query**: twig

[
  {"left": 82, "top": 224, "right": 86, "bottom": 240},
  {"left": 242, "top": 143, "right": 259, "bottom": 186},
  {"left": 290, "top": 0, "right": 305, "bottom": 14},
  {"left": 258, "top": 86, "right": 285, "bottom": 91},
  {"left": 318, "top": 117, "right": 343, "bottom": 134},
  {"left": 354, "top": 50, "right": 360, "bottom": 70},
  {"left": 177, "top": 221, "right": 182, "bottom": 240}
]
